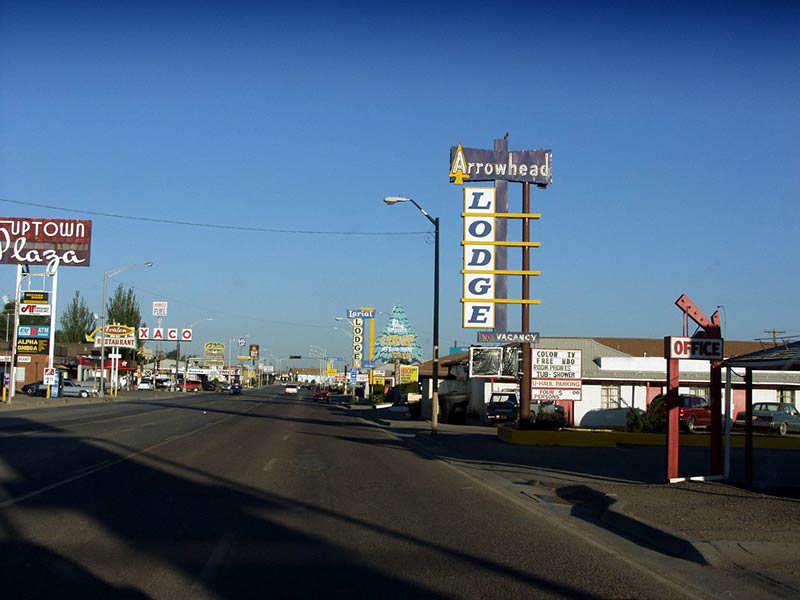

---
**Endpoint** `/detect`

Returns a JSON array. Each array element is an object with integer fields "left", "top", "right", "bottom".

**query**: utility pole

[{"left": 764, "top": 329, "right": 786, "bottom": 345}]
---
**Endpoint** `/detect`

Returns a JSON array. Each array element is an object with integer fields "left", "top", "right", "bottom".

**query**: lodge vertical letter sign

[{"left": 462, "top": 188, "right": 496, "bottom": 328}]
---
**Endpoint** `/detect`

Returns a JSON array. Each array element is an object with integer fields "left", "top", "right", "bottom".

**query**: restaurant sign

[{"left": 0, "top": 218, "right": 92, "bottom": 266}]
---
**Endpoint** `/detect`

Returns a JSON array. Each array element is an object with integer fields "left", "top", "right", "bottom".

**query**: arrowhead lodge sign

[
  {"left": 449, "top": 144, "right": 552, "bottom": 187},
  {"left": 0, "top": 218, "right": 92, "bottom": 266}
]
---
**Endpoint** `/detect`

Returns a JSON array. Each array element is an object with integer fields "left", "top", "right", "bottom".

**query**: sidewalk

[{"left": 346, "top": 403, "right": 800, "bottom": 590}]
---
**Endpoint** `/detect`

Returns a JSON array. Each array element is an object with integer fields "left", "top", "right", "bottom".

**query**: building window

[
  {"left": 688, "top": 386, "right": 708, "bottom": 399},
  {"left": 778, "top": 389, "right": 795, "bottom": 405},
  {"left": 601, "top": 385, "right": 621, "bottom": 409}
]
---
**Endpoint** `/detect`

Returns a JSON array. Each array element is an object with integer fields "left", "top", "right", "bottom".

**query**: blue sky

[{"left": 1, "top": 1, "right": 798, "bottom": 368}]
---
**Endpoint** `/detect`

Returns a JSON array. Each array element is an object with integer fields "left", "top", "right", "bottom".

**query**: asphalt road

[{"left": 0, "top": 386, "right": 790, "bottom": 599}]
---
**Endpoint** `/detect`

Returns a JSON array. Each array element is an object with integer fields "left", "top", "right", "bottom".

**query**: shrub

[
  {"left": 532, "top": 409, "right": 566, "bottom": 430},
  {"left": 626, "top": 408, "right": 665, "bottom": 433}
]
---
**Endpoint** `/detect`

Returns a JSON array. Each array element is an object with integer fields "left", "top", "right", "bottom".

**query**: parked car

[
  {"left": 136, "top": 378, "right": 154, "bottom": 391},
  {"left": 61, "top": 380, "right": 99, "bottom": 398},
  {"left": 202, "top": 381, "right": 218, "bottom": 391},
  {"left": 734, "top": 402, "right": 800, "bottom": 436},
  {"left": 179, "top": 380, "right": 202, "bottom": 392},
  {"left": 22, "top": 379, "right": 98, "bottom": 398},
  {"left": 312, "top": 389, "right": 331, "bottom": 403},
  {"left": 648, "top": 394, "right": 711, "bottom": 432},
  {"left": 486, "top": 392, "right": 519, "bottom": 424},
  {"left": 284, "top": 384, "right": 298, "bottom": 395},
  {"left": 217, "top": 382, "right": 231, "bottom": 392},
  {"left": 229, "top": 382, "right": 242, "bottom": 395}
]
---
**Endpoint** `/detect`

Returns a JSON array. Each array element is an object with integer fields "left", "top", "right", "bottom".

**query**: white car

[
  {"left": 137, "top": 378, "right": 153, "bottom": 390},
  {"left": 284, "top": 384, "right": 298, "bottom": 395}
]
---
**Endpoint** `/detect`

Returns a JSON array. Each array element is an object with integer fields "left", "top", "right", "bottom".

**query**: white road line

[
  {"left": 0, "top": 402, "right": 263, "bottom": 509},
  {"left": 282, "top": 434, "right": 290, "bottom": 441},
  {"left": 263, "top": 458, "right": 278, "bottom": 472},
  {"left": 192, "top": 532, "right": 234, "bottom": 590}
]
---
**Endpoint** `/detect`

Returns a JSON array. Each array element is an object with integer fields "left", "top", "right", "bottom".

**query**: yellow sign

[
  {"left": 399, "top": 365, "right": 419, "bottom": 384},
  {"left": 236, "top": 355, "right": 250, "bottom": 361},
  {"left": 372, "top": 375, "right": 385, "bottom": 386},
  {"left": 205, "top": 341, "right": 225, "bottom": 354},
  {"left": 449, "top": 143, "right": 470, "bottom": 185}
]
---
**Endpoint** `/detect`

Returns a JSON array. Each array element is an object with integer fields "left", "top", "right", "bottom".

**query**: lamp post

[
  {"left": 181, "top": 317, "right": 212, "bottom": 392},
  {"left": 100, "top": 262, "right": 153, "bottom": 398},
  {"left": 384, "top": 196, "right": 439, "bottom": 435}
]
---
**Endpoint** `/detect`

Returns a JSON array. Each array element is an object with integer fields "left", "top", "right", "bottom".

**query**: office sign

[
  {"left": 0, "top": 217, "right": 93, "bottom": 266},
  {"left": 462, "top": 187, "right": 496, "bottom": 328},
  {"left": 667, "top": 337, "right": 724, "bottom": 361},
  {"left": 449, "top": 144, "right": 552, "bottom": 187}
]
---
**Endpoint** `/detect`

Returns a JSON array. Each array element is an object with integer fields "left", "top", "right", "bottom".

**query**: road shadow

[{"left": 0, "top": 406, "right": 615, "bottom": 600}]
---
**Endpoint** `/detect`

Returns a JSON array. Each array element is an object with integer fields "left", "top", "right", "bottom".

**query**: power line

[{"left": 0, "top": 197, "right": 428, "bottom": 237}]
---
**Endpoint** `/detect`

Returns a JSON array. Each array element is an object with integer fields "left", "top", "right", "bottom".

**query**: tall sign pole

[
  {"left": 520, "top": 182, "right": 532, "bottom": 423},
  {"left": 451, "top": 138, "right": 552, "bottom": 427},
  {"left": 494, "top": 135, "right": 509, "bottom": 333}
]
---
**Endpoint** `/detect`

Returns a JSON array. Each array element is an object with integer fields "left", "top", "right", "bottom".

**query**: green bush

[
  {"left": 626, "top": 409, "right": 665, "bottom": 433},
  {"left": 532, "top": 409, "right": 566, "bottom": 430}
]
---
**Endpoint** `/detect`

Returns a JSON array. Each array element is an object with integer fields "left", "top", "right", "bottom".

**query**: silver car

[{"left": 735, "top": 402, "right": 800, "bottom": 436}]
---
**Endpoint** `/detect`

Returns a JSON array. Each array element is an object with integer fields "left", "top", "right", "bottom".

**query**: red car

[
  {"left": 312, "top": 389, "right": 331, "bottom": 403},
  {"left": 180, "top": 380, "right": 202, "bottom": 392},
  {"left": 649, "top": 394, "right": 711, "bottom": 432}
]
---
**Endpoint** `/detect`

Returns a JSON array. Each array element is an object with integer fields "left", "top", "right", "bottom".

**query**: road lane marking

[
  {"left": 192, "top": 532, "right": 234, "bottom": 590},
  {"left": 263, "top": 458, "right": 278, "bottom": 472},
  {"left": 0, "top": 401, "right": 264, "bottom": 509},
  {"left": 282, "top": 434, "right": 290, "bottom": 441}
]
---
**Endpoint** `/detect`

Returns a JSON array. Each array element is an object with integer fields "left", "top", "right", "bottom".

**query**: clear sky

[{"left": 1, "top": 0, "right": 798, "bottom": 369}]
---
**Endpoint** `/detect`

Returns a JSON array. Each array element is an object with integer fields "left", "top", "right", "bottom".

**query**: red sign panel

[{"left": 0, "top": 217, "right": 92, "bottom": 266}]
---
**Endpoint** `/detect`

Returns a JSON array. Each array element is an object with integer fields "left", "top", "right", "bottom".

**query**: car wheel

[
  {"left": 80, "top": 391, "right": 89, "bottom": 398},
  {"left": 686, "top": 416, "right": 697, "bottom": 433},
  {"left": 778, "top": 421, "right": 788, "bottom": 436}
]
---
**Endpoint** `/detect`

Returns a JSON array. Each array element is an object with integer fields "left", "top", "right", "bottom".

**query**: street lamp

[
  {"left": 100, "top": 262, "right": 153, "bottom": 398},
  {"left": 181, "top": 317, "right": 212, "bottom": 392},
  {"left": 384, "top": 195, "right": 440, "bottom": 435}
]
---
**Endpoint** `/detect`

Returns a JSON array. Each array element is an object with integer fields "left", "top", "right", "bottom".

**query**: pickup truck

[{"left": 486, "top": 392, "right": 519, "bottom": 424}]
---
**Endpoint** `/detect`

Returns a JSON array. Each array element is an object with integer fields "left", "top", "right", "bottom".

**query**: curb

[{"left": 498, "top": 425, "right": 800, "bottom": 450}]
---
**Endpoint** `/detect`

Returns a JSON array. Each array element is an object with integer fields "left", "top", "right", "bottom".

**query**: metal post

[
  {"left": 431, "top": 216, "right": 439, "bottom": 435},
  {"left": 519, "top": 183, "right": 532, "bottom": 424},
  {"left": 99, "top": 272, "right": 108, "bottom": 398}
]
